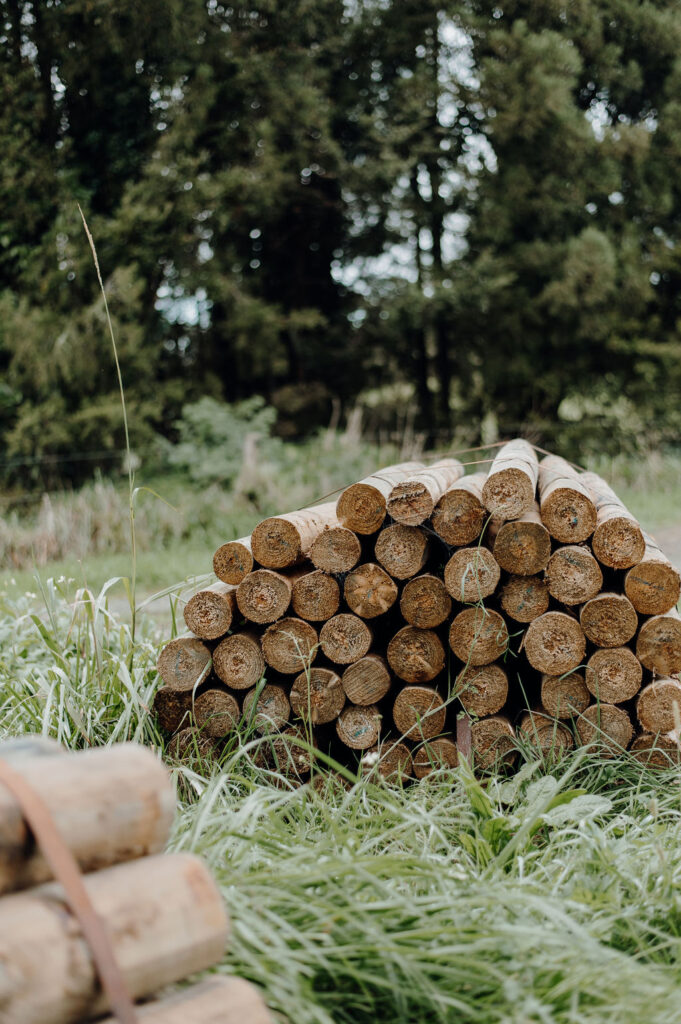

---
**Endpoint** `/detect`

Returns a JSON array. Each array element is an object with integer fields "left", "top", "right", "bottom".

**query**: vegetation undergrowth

[{"left": 2, "top": 579, "right": 681, "bottom": 1023}]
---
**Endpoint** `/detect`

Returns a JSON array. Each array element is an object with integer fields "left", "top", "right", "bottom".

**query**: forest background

[{"left": 3, "top": 0, "right": 681, "bottom": 496}]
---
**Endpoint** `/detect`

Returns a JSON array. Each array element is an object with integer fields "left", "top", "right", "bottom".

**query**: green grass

[{"left": 3, "top": 577, "right": 681, "bottom": 1024}]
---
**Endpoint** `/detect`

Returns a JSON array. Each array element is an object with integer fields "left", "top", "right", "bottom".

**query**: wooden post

[
  {"left": 392, "top": 685, "right": 446, "bottom": 740},
  {"left": 212, "top": 537, "right": 253, "bottom": 585},
  {"left": 183, "top": 583, "right": 238, "bottom": 640},
  {"left": 152, "top": 686, "right": 195, "bottom": 734},
  {"left": 387, "top": 626, "right": 445, "bottom": 683},
  {"left": 579, "top": 593, "right": 638, "bottom": 648},
  {"left": 386, "top": 458, "right": 464, "bottom": 525},
  {"left": 624, "top": 533, "right": 681, "bottom": 615},
  {"left": 492, "top": 504, "right": 551, "bottom": 576},
  {"left": 243, "top": 684, "right": 291, "bottom": 733},
  {"left": 319, "top": 614, "right": 373, "bottom": 664},
  {"left": 362, "top": 742, "right": 413, "bottom": 781},
  {"left": 290, "top": 667, "right": 345, "bottom": 725},
  {"left": 540, "top": 673, "right": 590, "bottom": 719},
  {"left": 470, "top": 716, "right": 516, "bottom": 770},
  {"left": 455, "top": 663, "right": 508, "bottom": 717},
  {"left": 575, "top": 703, "right": 633, "bottom": 755},
  {"left": 524, "top": 612, "right": 586, "bottom": 675},
  {"left": 194, "top": 688, "right": 241, "bottom": 737},
  {"left": 0, "top": 744, "right": 175, "bottom": 897},
  {"left": 99, "top": 976, "right": 273, "bottom": 1024},
  {"left": 636, "top": 608, "right": 681, "bottom": 674},
  {"left": 545, "top": 546, "right": 603, "bottom": 605},
  {"left": 251, "top": 502, "right": 339, "bottom": 569},
  {"left": 261, "top": 617, "right": 318, "bottom": 674},
  {"left": 375, "top": 524, "right": 429, "bottom": 579},
  {"left": 500, "top": 575, "right": 549, "bottom": 622},
  {"left": 336, "top": 461, "right": 424, "bottom": 534},
  {"left": 0, "top": 852, "right": 228, "bottom": 1023},
  {"left": 341, "top": 655, "right": 392, "bottom": 705},
  {"left": 400, "top": 575, "right": 452, "bottom": 629},
  {"left": 412, "top": 737, "right": 458, "bottom": 778},
  {"left": 538, "top": 455, "right": 597, "bottom": 543},
  {"left": 336, "top": 704, "right": 382, "bottom": 749},
  {"left": 431, "top": 472, "right": 487, "bottom": 546},
  {"left": 444, "top": 546, "right": 500, "bottom": 603},
  {"left": 309, "top": 525, "right": 362, "bottom": 573},
  {"left": 237, "top": 567, "right": 306, "bottom": 624},
  {"left": 449, "top": 607, "right": 509, "bottom": 667},
  {"left": 585, "top": 647, "right": 642, "bottom": 704},
  {"left": 581, "top": 471, "right": 645, "bottom": 568},
  {"left": 637, "top": 678, "right": 681, "bottom": 734},
  {"left": 481, "top": 439, "right": 538, "bottom": 520},
  {"left": 157, "top": 638, "right": 212, "bottom": 693},
  {"left": 213, "top": 631, "right": 264, "bottom": 690},
  {"left": 291, "top": 569, "right": 340, "bottom": 621},
  {"left": 518, "top": 710, "right": 573, "bottom": 754},
  {"left": 344, "top": 563, "right": 398, "bottom": 618}
]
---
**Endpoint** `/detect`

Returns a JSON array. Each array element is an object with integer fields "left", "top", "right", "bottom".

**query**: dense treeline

[{"left": 2, "top": 0, "right": 681, "bottom": 485}]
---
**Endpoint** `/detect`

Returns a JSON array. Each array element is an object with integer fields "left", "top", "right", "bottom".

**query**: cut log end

[
  {"left": 194, "top": 689, "right": 241, "bottom": 738},
  {"left": 636, "top": 610, "right": 681, "bottom": 675},
  {"left": 518, "top": 711, "right": 574, "bottom": 754},
  {"left": 291, "top": 570, "right": 341, "bottom": 621},
  {"left": 387, "top": 626, "right": 445, "bottom": 683},
  {"left": 212, "top": 539, "right": 253, "bottom": 585},
  {"left": 213, "top": 631, "right": 264, "bottom": 690},
  {"left": 449, "top": 607, "right": 509, "bottom": 667},
  {"left": 492, "top": 507, "right": 551, "bottom": 576},
  {"left": 157, "top": 638, "right": 212, "bottom": 693},
  {"left": 431, "top": 473, "right": 487, "bottom": 546},
  {"left": 470, "top": 716, "right": 516, "bottom": 771},
  {"left": 576, "top": 703, "right": 633, "bottom": 756},
  {"left": 524, "top": 612, "right": 586, "bottom": 676},
  {"left": 412, "top": 737, "right": 459, "bottom": 778},
  {"left": 539, "top": 456, "right": 597, "bottom": 542},
  {"left": 456, "top": 663, "right": 508, "bottom": 717},
  {"left": 342, "top": 654, "right": 392, "bottom": 705},
  {"left": 153, "top": 687, "right": 195, "bottom": 735},
  {"left": 585, "top": 647, "right": 642, "bottom": 704},
  {"left": 236, "top": 569, "right": 294, "bottom": 624},
  {"left": 344, "top": 562, "right": 398, "bottom": 618},
  {"left": 309, "top": 525, "right": 362, "bottom": 573},
  {"left": 444, "top": 546, "right": 500, "bottom": 603},
  {"left": 392, "top": 685, "right": 446, "bottom": 740},
  {"left": 257, "top": 726, "right": 314, "bottom": 778},
  {"left": 386, "top": 460, "right": 464, "bottom": 526},
  {"left": 362, "top": 742, "right": 413, "bottom": 780},
  {"left": 336, "top": 482, "right": 388, "bottom": 535},
  {"left": 262, "top": 617, "right": 318, "bottom": 674},
  {"left": 631, "top": 732, "right": 681, "bottom": 769},
  {"left": 183, "top": 584, "right": 237, "bottom": 640},
  {"left": 637, "top": 678, "right": 681, "bottom": 735},
  {"left": 482, "top": 440, "right": 538, "bottom": 521},
  {"left": 624, "top": 559, "right": 681, "bottom": 616},
  {"left": 320, "top": 614, "right": 373, "bottom": 664},
  {"left": 375, "top": 524, "right": 429, "bottom": 580},
  {"left": 400, "top": 574, "right": 452, "bottom": 629},
  {"left": 243, "top": 684, "right": 291, "bottom": 734},
  {"left": 592, "top": 517, "right": 646, "bottom": 570},
  {"left": 290, "top": 667, "right": 345, "bottom": 725},
  {"left": 580, "top": 593, "right": 638, "bottom": 648},
  {"left": 500, "top": 574, "right": 549, "bottom": 623},
  {"left": 545, "top": 546, "right": 603, "bottom": 605},
  {"left": 540, "top": 672, "right": 590, "bottom": 719},
  {"left": 336, "top": 704, "right": 382, "bottom": 749},
  {"left": 250, "top": 503, "right": 338, "bottom": 569}
]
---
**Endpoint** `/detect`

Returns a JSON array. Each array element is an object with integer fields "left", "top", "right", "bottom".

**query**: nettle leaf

[{"left": 542, "top": 794, "right": 613, "bottom": 827}]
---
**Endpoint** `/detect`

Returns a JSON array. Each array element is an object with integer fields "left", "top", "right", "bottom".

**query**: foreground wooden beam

[{"left": 99, "top": 977, "right": 272, "bottom": 1024}]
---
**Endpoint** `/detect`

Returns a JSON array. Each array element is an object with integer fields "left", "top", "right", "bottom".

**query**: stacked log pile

[
  {"left": 155, "top": 443, "right": 681, "bottom": 778},
  {"left": 0, "top": 737, "right": 271, "bottom": 1024}
]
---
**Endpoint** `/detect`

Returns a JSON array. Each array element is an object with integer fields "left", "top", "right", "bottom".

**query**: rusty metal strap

[{"left": 0, "top": 757, "right": 138, "bottom": 1024}]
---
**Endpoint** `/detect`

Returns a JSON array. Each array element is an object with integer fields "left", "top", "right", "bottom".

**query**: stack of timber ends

[
  {"left": 336, "top": 461, "right": 424, "bottom": 534},
  {"left": 481, "top": 439, "right": 538, "bottom": 521},
  {"left": 538, "top": 455, "right": 597, "bottom": 543},
  {"left": 386, "top": 458, "right": 464, "bottom": 526},
  {"left": 213, "top": 535, "right": 254, "bottom": 585},
  {"left": 431, "top": 471, "right": 487, "bottom": 546},
  {"left": 184, "top": 582, "right": 238, "bottom": 640},
  {"left": 251, "top": 502, "right": 339, "bottom": 569},
  {"left": 581, "top": 471, "right": 646, "bottom": 569},
  {"left": 624, "top": 532, "right": 681, "bottom": 615}
]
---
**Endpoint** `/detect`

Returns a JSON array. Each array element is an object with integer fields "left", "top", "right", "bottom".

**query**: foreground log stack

[
  {"left": 156, "top": 446, "right": 681, "bottom": 778},
  {"left": 0, "top": 739, "right": 271, "bottom": 1024}
]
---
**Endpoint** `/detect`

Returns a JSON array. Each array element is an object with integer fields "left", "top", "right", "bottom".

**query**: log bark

[
  {"left": 631, "top": 732, "right": 681, "bottom": 768},
  {"left": 585, "top": 647, "right": 642, "bottom": 704},
  {"left": 194, "top": 688, "right": 241, "bottom": 737},
  {"left": 636, "top": 608, "right": 681, "bottom": 675},
  {"left": 500, "top": 575, "right": 549, "bottom": 623},
  {"left": 517, "top": 710, "right": 573, "bottom": 754},
  {"left": 540, "top": 673, "right": 590, "bottom": 719},
  {"left": 243, "top": 684, "right": 291, "bottom": 733},
  {"left": 545, "top": 545, "right": 603, "bottom": 605},
  {"left": 335, "top": 704, "right": 382, "bottom": 749},
  {"left": 319, "top": 614, "right": 373, "bottom": 664},
  {"left": 524, "top": 612, "right": 586, "bottom": 675},
  {"left": 0, "top": 852, "right": 228, "bottom": 1024},
  {"left": 374, "top": 524, "right": 429, "bottom": 580},
  {"left": 624, "top": 533, "right": 681, "bottom": 615},
  {"left": 291, "top": 569, "right": 340, "bottom": 621},
  {"left": 153, "top": 686, "right": 194, "bottom": 734},
  {"left": 386, "top": 458, "right": 465, "bottom": 526},
  {"left": 470, "top": 716, "right": 516, "bottom": 770},
  {"left": 336, "top": 461, "right": 424, "bottom": 534},
  {"left": 579, "top": 593, "right": 638, "bottom": 648},
  {"left": 481, "top": 439, "right": 538, "bottom": 520},
  {"left": 309, "top": 525, "right": 362, "bottom": 573},
  {"left": 492, "top": 504, "right": 551, "bottom": 576},
  {"left": 100, "top": 977, "right": 272, "bottom": 1024},
  {"left": 412, "top": 737, "right": 458, "bottom": 778},
  {"left": 344, "top": 562, "right": 398, "bottom": 618},
  {"left": 261, "top": 617, "right": 318, "bottom": 674},
  {"left": 212, "top": 537, "right": 253, "bottom": 585},
  {"left": 0, "top": 744, "right": 174, "bottom": 897},
  {"left": 290, "top": 667, "right": 345, "bottom": 725},
  {"left": 449, "top": 607, "right": 509, "bottom": 667},
  {"left": 400, "top": 574, "right": 452, "bottom": 628},
  {"left": 444, "top": 546, "right": 500, "bottom": 603},
  {"left": 455, "top": 663, "right": 508, "bottom": 717},
  {"left": 237, "top": 567, "right": 306, "bottom": 624},
  {"left": 431, "top": 472, "right": 487, "bottom": 546},
  {"left": 341, "top": 654, "right": 392, "bottom": 705},
  {"left": 183, "top": 583, "right": 238, "bottom": 640},
  {"left": 213, "top": 631, "right": 264, "bottom": 690},
  {"left": 636, "top": 678, "right": 681, "bottom": 734},
  {"left": 157, "top": 638, "right": 212, "bottom": 693},
  {"left": 251, "top": 502, "right": 339, "bottom": 569},
  {"left": 575, "top": 703, "right": 633, "bottom": 755},
  {"left": 581, "top": 471, "right": 645, "bottom": 569},
  {"left": 387, "top": 626, "right": 445, "bottom": 683},
  {"left": 538, "top": 455, "right": 597, "bottom": 543},
  {"left": 392, "top": 685, "right": 446, "bottom": 740},
  {"left": 362, "top": 742, "right": 413, "bottom": 780}
]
